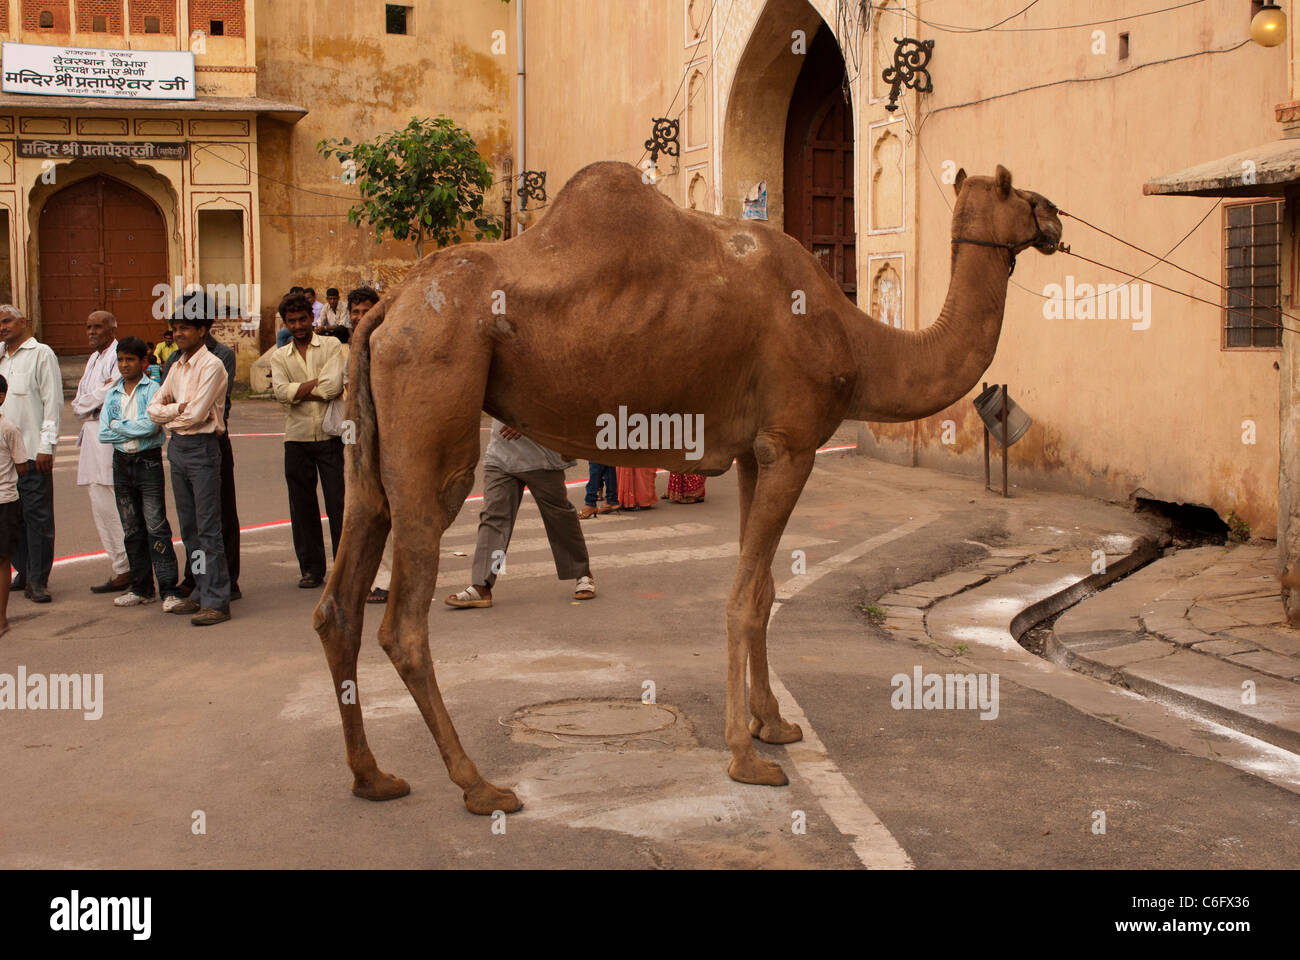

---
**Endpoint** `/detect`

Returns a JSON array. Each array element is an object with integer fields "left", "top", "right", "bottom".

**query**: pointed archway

[
  {"left": 720, "top": 0, "right": 856, "bottom": 281},
  {"left": 783, "top": 23, "right": 855, "bottom": 302}
]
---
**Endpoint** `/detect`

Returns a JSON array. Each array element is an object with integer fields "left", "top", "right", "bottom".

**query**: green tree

[{"left": 319, "top": 116, "right": 501, "bottom": 258}]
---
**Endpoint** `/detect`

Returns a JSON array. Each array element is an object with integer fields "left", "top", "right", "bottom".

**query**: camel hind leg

[
  {"left": 313, "top": 300, "right": 408, "bottom": 801},
  {"left": 376, "top": 388, "right": 522, "bottom": 815}
]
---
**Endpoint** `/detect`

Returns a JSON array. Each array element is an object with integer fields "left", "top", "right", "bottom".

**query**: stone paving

[{"left": 873, "top": 538, "right": 1300, "bottom": 775}]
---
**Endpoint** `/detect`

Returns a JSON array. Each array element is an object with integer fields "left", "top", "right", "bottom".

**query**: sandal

[
  {"left": 578, "top": 505, "right": 598, "bottom": 520},
  {"left": 445, "top": 586, "right": 492, "bottom": 608},
  {"left": 574, "top": 576, "right": 596, "bottom": 600},
  {"left": 597, "top": 504, "right": 621, "bottom": 514}
]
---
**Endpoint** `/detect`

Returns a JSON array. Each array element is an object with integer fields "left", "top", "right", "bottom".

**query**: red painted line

[{"left": 51, "top": 443, "right": 858, "bottom": 567}]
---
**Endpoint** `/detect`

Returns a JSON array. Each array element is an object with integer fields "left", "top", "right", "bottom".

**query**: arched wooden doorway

[
  {"left": 783, "top": 23, "right": 856, "bottom": 303},
  {"left": 38, "top": 175, "right": 168, "bottom": 354}
]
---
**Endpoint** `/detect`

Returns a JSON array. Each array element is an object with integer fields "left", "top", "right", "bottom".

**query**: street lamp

[{"left": 1252, "top": 1, "right": 1286, "bottom": 46}]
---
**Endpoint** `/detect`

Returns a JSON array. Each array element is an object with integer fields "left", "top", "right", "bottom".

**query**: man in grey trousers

[{"left": 445, "top": 421, "right": 596, "bottom": 608}]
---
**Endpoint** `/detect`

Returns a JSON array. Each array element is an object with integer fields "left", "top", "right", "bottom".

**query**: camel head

[{"left": 951, "top": 165, "right": 1062, "bottom": 263}]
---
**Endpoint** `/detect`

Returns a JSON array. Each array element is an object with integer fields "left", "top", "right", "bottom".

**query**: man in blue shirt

[{"left": 98, "top": 336, "right": 181, "bottom": 609}]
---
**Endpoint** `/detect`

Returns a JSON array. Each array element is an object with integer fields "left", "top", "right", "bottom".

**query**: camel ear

[
  {"left": 995, "top": 164, "right": 1013, "bottom": 198},
  {"left": 953, "top": 168, "right": 967, "bottom": 196}
]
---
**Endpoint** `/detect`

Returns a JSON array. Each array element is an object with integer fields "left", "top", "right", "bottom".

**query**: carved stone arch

[
  {"left": 687, "top": 67, "right": 709, "bottom": 150},
  {"left": 870, "top": 126, "right": 903, "bottom": 231},
  {"left": 721, "top": 0, "right": 852, "bottom": 226}
]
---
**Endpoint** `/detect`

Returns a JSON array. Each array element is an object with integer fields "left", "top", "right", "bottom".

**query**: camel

[{"left": 312, "top": 161, "right": 1063, "bottom": 814}]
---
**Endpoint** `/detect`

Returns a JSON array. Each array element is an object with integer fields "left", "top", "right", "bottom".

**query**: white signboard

[{"left": 1, "top": 42, "right": 195, "bottom": 100}]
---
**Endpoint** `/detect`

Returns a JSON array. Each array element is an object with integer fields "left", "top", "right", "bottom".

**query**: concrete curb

[
  {"left": 874, "top": 535, "right": 1300, "bottom": 794},
  {"left": 1049, "top": 549, "right": 1300, "bottom": 755}
]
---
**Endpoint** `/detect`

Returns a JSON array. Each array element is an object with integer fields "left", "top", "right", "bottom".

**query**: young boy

[
  {"left": 99, "top": 337, "right": 181, "bottom": 610},
  {"left": 0, "top": 374, "right": 28, "bottom": 636}
]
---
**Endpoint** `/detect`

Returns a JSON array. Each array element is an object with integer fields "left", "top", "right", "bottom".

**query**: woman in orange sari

[
  {"left": 666, "top": 472, "right": 705, "bottom": 503},
  {"left": 616, "top": 466, "right": 658, "bottom": 510}
]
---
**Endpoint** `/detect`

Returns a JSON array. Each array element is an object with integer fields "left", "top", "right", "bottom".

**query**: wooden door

[
  {"left": 804, "top": 96, "right": 856, "bottom": 303},
  {"left": 783, "top": 24, "right": 856, "bottom": 304},
  {"left": 39, "top": 175, "right": 168, "bottom": 353}
]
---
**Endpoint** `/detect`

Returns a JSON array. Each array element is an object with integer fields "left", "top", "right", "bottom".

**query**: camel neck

[{"left": 844, "top": 241, "right": 1011, "bottom": 423}]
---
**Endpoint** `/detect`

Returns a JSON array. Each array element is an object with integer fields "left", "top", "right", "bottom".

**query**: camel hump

[{"left": 539, "top": 161, "right": 676, "bottom": 237}]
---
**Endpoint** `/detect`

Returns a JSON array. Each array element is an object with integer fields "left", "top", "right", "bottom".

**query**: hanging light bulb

[{"left": 1252, "top": 1, "right": 1287, "bottom": 47}]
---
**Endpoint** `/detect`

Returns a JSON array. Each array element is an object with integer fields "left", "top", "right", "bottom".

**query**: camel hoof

[
  {"left": 351, "top": 772, "right": 411, "bottom": 801},
  {"left": 727, "top": 756, "right": 789, "bottom": 787},
  {"left": 748, "top": 716, "right": 804, "bottom": 744},
  {"left": 464, "top": 780, "right": 523, "bottom": 816}
]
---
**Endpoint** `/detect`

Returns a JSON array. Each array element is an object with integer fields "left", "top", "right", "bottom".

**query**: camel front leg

[{"left": 725, "top": 440, "right": 814, "bottom": 785}]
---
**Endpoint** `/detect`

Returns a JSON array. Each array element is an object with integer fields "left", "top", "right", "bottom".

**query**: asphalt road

[{"left": 3, "top": 398, "right": 1298, "bottom": 868}]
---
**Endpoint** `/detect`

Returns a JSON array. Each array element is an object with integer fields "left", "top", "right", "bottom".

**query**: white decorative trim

[
  {"left": 684, "top": 0, "right": 709, "bottom": 49},
  {"left": 684, "top": 160, "right": 710, "bottom": 210},
  {"left": 866, "top": 252, "right": 906, "bottom": 328},
  {"left": 868, "top": 0, "right": 908, "bottom": 107},
  {"left": 683, "top": 56, "right": 710, "bottom": 152},
  {"left": 867, "top": 116, "right": 906, "bottom": 236}
]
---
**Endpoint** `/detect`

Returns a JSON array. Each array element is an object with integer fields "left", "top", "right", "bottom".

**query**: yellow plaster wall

[{"left": 253, "top": 0, "right": 514, "bottom": 318}]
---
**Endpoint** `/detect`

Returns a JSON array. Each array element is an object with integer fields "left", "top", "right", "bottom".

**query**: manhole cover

[{"left": 509, "top": 699, "right": 677, "bottom": 738}]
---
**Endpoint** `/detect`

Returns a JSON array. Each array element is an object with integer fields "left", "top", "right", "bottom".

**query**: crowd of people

[
  {"left": 0, "top": 288, "right": 708, "bottom": 635},
  {"left": 0, "top": 286, "right": 379, "bottom": 634}
]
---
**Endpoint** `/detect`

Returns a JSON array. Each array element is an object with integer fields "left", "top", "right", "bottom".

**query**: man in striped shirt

[{"left": 147, "top": 312, "right": 231, "bottom": 627}]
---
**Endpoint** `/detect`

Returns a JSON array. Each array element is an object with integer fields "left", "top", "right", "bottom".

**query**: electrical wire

[
  {"left": 897, "top": 100, "right": 1286, "bottom": 341},
  {"left": 871, "top": 0, "right": 1206, "bottom": 35}
]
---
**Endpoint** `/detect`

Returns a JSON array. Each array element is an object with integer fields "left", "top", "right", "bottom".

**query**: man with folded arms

[{"left": 270, "top": 292, "right": 346, "bottom": 589}]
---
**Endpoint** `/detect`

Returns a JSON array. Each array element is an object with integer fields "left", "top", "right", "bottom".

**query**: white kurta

[{"left": 72, "top": 341, "right": 121, "bottom": 487}]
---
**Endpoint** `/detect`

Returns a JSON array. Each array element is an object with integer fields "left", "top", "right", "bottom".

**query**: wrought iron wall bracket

[
  {"left": 882, "top": 37, "right": 934, "bottom": 113},
  {"left": 645, "top": 118, "right": 681, "bottom": 165}
]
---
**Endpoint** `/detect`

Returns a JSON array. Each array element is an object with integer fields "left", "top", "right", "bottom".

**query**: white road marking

[
  {"left": 765, "top": 512, "right": 937, "bottom": 870},
  {"left": 492, "top": 534, "right": 835, "bottom": 580}
]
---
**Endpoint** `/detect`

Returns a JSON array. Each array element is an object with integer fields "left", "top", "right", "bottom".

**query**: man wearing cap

[
  {"left": 162, "top": 295, "right": 241, "bottom": 601},
  {"left": 148, "top": 311, "right": 231, "bottom": 626}
]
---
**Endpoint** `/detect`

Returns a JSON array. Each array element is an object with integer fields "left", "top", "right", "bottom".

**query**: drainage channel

[{"left": 1008, "top": 536, "right": 1163, "bottom": 655}]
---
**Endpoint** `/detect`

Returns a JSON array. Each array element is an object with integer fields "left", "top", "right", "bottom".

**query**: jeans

[
  {"left": 585, "top": 462, "right": 619, "bottom": 508},
  {"left": 15, "top": 463, "right": 53, "bottom": 588},
  {"left": 168, "top": 434, "right": 230, "bottom": 612},
  {"left": 284, "top": 438, "right": 345, "bottom": 580},
  {"left": 179, "top": 429, "right": 240, "bottom": 591},
  {"left": 112, "top": 447, "right": 179, "bottom": 599}
]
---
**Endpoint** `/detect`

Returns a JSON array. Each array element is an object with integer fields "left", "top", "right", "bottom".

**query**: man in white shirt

[
  {"left": 270, "top": 293, "right": 345, "bottom": 587},
  {"left": 320, "top": 288, "right": 347, "bottom": 330},
  {"left": 0, "top": 305, "right": 61, "bottom": 603},
  {"left": 73, "top": 311, "right": 130, "bottom": 595}
]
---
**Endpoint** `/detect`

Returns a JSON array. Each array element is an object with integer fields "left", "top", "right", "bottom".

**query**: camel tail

[
  {"left": 350, "top": 298, "right": 388, "bottom": 494},
  {"left": 312, "top": 297, "right": 389, "bottom": 636}
]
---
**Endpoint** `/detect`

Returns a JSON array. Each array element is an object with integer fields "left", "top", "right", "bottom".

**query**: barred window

[{"left": 1223, "top": 200, "right": 1282, "bottom": 349}]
